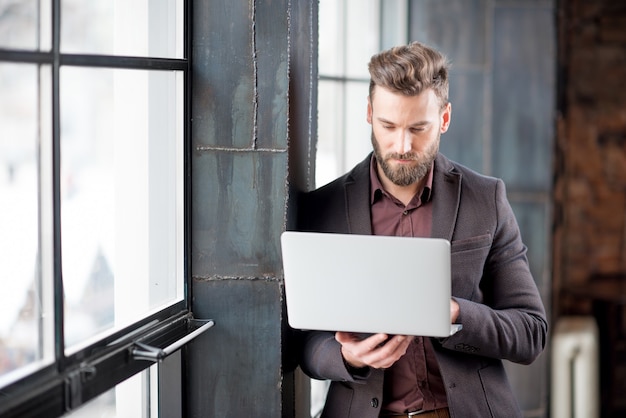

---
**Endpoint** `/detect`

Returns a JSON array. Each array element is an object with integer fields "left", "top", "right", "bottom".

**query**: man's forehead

[{"left": 370, "top": 87, "right": 441, "bottom": 117}]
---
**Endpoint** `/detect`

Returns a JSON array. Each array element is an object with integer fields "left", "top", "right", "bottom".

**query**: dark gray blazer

[{"left": 294, "top": 153, "right": 548, "bottom": 418}]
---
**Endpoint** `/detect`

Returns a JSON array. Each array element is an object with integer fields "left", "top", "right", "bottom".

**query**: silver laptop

[{"left": 281, "top": 231, "right": 462, "bottom": 338}]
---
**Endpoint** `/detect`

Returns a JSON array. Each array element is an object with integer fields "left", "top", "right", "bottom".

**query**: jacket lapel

[
  {"left": 344, "top": 154, "right": 373, "bottom": 235},
  {"left": 431, "top": 154, "right": 461, "bottom": 241}
]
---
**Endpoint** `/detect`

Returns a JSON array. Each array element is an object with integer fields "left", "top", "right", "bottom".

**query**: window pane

[
  {"left": 60, "top": 67, "right": 184, "bottom": 351},
  {"left": 318, "top": 0, "right": 379, "bottom": 78},
  {"left": 61, "top": 0, "right": 184, "bottom": 58},
  {"left": 0, "top": 0, "right": 51, "bottom": 51},
  {"left": 316, "top": 80, "right": 371, "bottom": 188},
  {"left": 0, "top": 63, "right": 54, "bottom": 386},
  {"left": 344, "top": 81, "right": 371, "bottom": 168},
  {"left": 345, "top": 0, "right": 380, "bottom": 78},
  {"left": 316, "top": 80, "right": 344, "bottom": 187},
  {"left": 64, "top": 367, "right": 154, "bottom": 417},
  {"left": 318, "top": 0, "right": 345, "bottom": 77}
]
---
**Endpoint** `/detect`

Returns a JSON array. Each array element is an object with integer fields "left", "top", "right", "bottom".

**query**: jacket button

[{"left": 370, "top": 398, "right": 379, "bottom": 408}]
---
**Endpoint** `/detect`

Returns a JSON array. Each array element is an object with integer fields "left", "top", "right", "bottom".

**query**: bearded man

[{"left": 292, "top": 41, "right": 547, "bottom": 418}]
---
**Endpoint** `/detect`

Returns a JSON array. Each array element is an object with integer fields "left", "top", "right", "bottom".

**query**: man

[{"left": 294, "top": 41, "right": 548, "bottom": 418}]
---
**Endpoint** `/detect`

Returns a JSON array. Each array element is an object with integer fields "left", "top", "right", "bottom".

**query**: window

[
  {"left": 316, "top": 0, "right": 407, "bottom": 188},
  {"left": 0, "top": 1, "right": 209, "bottom": 416}
]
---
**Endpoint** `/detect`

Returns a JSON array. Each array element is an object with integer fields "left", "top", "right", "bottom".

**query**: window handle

[{"left": 131, "top": 319, "right": 214, "bottom": 362}]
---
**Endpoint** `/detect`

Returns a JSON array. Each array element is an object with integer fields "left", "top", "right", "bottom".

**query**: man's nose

[{"left": 394, "top": 130, "right": 412, "bottom": 154}]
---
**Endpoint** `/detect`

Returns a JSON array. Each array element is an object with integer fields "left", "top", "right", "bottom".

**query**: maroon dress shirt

[{"left": 369, "top": 157, "right": 449, "bottom": 414}]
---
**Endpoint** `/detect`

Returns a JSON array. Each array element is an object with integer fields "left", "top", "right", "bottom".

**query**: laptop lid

[{"left": 281, "top": 231, "right": 461, "bottom": 338}]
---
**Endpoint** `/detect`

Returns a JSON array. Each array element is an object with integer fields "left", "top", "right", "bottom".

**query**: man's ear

[
  {"left": 367, "top": 97, "right": 373, "bottom": 124},
  {"left": 440, "top": 102, "right": 451, "bottom": 133}
]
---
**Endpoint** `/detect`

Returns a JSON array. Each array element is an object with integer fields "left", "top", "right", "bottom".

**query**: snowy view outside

[
  {"left": 0, "top": 61, "right": 45, "bottom": 384},
  {"left": 1, "top": 1, "right": 184, "bottom": 413},
  {"left": 0, "top": 0, "right": 51, "bottom": 383}
]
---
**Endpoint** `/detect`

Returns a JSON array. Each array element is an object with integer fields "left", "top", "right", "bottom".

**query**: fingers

[
  {"left": 450, "top": 298, "right": 460, "bottom": 323},
  {"left": 336, "top": 332, "right": 412, "bottom": 370},
  {"left": 336, "top": 332, "right": 386, "bottom": 368},
  {"left": 367, "top": 335, "right": 412, "bottom": 369}
]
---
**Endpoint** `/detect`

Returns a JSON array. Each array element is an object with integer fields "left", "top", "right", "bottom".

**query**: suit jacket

[{"left": 294, "top": 153, "right": 548, "bottom": 418}]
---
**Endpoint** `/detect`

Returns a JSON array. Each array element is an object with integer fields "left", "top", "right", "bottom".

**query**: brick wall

[
  {"left": 554, "top": 1, "right": 626, "bottom": 415},
  {"left": 554, "top": 0, "right": 626, "bottom": 307}
]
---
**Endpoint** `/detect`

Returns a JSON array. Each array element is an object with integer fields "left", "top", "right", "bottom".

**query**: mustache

[{"left": 386, "top": 152, "right": 419, "bottom": 161}]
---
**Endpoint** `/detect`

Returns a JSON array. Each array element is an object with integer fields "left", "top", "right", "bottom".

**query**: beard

[{"left": 371, "top": 131, "right": 440, "bottom": 187}]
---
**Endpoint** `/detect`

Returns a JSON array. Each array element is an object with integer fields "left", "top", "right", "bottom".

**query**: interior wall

[
  {"left": 187, "top": 1, "right": 317, "bottom": 416},
  {"left": 554, "top": 1, "right": 626, "bottom": 299},
  {"left": 408, "top": 1, "right": 555, "bottom": 416},
  {"left": 176, "top": 0, "right": 626, "bottom": 416},
  {"left": 554, "top": 1, "right": 626, "bottom": 416}
]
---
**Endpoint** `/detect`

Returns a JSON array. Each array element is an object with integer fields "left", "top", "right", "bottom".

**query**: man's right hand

[{"left": 335, "top": 332, "right": 413, "bottom": 370}]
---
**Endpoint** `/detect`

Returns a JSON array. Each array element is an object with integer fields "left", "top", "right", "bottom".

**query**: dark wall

[
  {"left": 554, "top": 1, "right": 626, "bottom": 416},
  {"left": 187, "top": 1, "right": 317, "bottom": 416},
  {"left": 408, "top": 0, "right": 555, "bottom": 416}
]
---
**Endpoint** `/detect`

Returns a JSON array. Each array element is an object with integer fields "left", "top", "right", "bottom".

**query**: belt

[{"left": 379, "top": 407, "right": 450, "bottom": 418}]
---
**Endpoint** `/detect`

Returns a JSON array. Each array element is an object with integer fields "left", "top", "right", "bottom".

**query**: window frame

[{"left": 0, "top": 1, "right": 202, "bottom": 416}]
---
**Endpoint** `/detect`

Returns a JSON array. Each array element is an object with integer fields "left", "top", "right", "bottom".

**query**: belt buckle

[{"left": 408, "top": 411, "right": 425, "bottom": 416}]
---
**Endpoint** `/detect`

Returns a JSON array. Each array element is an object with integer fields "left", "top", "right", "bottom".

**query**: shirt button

[
  {"left": 370, "top": 398, "right": 379, "bottom": 408},
  {"left": 403, "top": 210, "right": 408, "bottom": 215}
]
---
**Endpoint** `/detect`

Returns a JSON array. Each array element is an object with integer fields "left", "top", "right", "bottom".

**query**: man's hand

[
  {"left": 450, "top": 298, "right": 460, "bottom": 323},
  {"left": 335, "top": 332, "right": 413, "bottom": 370}
]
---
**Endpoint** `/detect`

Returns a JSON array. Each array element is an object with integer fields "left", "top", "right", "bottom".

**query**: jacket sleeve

[
  {"left": 439, "top": 179, "right": 548, "bottom": 364},
  {"left": 298, "top": 330, "right": 372, "bottom": 383}
]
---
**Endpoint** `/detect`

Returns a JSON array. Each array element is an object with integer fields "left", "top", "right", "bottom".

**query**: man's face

[{"left": 367, "top": 86, "right": 451, "bottom": 187}]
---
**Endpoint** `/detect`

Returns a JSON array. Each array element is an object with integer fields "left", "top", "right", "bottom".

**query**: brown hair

[{"left": 368, "top": 41, "right": 450, "bottom": 109}]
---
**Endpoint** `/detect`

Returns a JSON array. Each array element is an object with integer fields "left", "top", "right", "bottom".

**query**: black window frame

[{"left": 0, "top": 1, "right": 205, "bottom": 417}]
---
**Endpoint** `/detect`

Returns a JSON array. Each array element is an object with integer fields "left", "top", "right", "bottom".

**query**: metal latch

[
  {"left": 65, "top": 365, "right": 97, "bottom": 410},
  {"left": 131, "top": 319, "right": 214, "bottom": 363}
]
